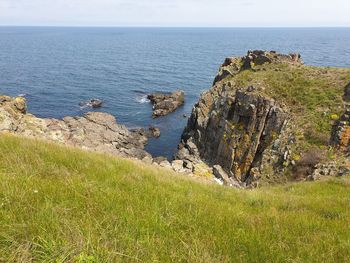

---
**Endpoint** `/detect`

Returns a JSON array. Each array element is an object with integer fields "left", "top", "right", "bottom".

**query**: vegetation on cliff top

[
  {"left": 1, "top": 135, "right": 350, "bottom": 262},
  {"left": 228, "top": 63, "right": 350, "bottom": 149}
]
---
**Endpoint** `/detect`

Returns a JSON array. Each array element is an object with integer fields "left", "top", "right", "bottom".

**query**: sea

[{"left": 0, "top": 27, "right": 349, "bottom": 158}]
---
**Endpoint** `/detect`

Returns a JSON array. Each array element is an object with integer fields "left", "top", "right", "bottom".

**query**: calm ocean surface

[{"left": 0, "top": 27, "right": 349, "bottom": 158}]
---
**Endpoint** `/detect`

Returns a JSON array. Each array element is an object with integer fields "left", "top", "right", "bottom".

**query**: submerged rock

[
  {"left": 147, "top": 90, "right": 185, "bottom": 118},
  {"left": 137, "top": 126, "right": 161, "bottom": 138},
  {"left": 149, "top": 126, "right": 161, "bottom": 138},
  {"left": 79, "top": 98, "right": 103, "bottom": 109},
  {"left": 90, "top": 99, "right": 103, "bottom": 108},
  {"left": 0, "top": 95, "right": 150, "bottom": 160}
]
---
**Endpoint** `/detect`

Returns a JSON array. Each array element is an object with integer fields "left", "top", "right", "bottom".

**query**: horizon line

[{"left": 0, "top": 25, "right": 350, "bottom": 29}]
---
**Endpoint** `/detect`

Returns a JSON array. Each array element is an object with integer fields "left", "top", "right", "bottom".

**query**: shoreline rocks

[
  {"left": 147, "top": 90, "right": 185, "bottom": 118},
  {"left": 0, "top": 95, "right": 150, "bottom": 160},
  {"left": 0, "top": 97, "right": 199, "bottom": 179}
]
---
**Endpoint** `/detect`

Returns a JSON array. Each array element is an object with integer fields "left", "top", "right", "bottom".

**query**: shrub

[{"left": 293, "top": 148, "right": 325, "bottom": 180}]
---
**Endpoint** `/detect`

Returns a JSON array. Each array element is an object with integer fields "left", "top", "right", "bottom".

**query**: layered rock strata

[{"left": 175, "top": 51, "right": 304, "bottom": 186}]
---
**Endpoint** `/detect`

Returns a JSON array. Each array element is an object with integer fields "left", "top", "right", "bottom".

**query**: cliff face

[
  {"left": 330, "top": 83, "right": 350, "bottom": 153},
  {"left": 176, "top": 51, "right": 350, "bottom": 186},
  {"left": 0, "top": 96, "right": 151, "bottom": 160}
]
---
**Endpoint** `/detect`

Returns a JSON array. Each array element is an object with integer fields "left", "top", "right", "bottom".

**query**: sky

[{"left": 0, "top": 0, "right": 349, "bottom": 27}]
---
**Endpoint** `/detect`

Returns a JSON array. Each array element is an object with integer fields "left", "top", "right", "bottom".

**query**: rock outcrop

[
  {"left": 331, "top": 109, "right": 350, "bottom": 153},
  {"left": 176, "top": 88, "right": 290, "bottom": 186},
  {"left": 148, "top": 91, "right": 184, "bottom": 118},
  {"left": 331, "top": 82, "right": 350, "bottom": 154},
  {"left": 0, "top": 95, "right": 150, "bottom": 160},
  {"left": 213, "top": 50, "right": 303, "bottom": 85},
  {"left": 307, "top": 161, "right": 350, "bottom": 181},
  {"left": 175, "top": 51, "right": 304, "bottom": 187}
]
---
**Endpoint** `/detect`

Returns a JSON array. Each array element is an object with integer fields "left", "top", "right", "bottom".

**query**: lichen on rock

[
  {"left": 175, "top": 50, "right": 350, "bottom": 187},
  {"left": 331, "top": 109, "right": 350, "bottom": 153}
]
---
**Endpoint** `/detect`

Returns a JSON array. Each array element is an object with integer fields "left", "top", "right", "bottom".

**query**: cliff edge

[{"left": 175, "top": 50, "right": 350, "bottom": 187}]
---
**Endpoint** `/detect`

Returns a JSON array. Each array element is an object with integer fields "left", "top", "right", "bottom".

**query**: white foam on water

[{"left": 135, "top": 95, "right": 150, "bottom": 104}]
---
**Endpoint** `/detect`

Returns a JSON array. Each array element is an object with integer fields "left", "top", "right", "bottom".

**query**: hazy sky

[{"left": 0, "top": 0, "right": 349, "bottom": 27}]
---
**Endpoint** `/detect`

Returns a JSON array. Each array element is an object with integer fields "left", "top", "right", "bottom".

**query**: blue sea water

[{"left": 0, "top": 27, "right": 350, "bottom": 158}]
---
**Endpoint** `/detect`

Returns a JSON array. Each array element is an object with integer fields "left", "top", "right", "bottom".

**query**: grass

[
  {"left": 227, "top": 63, "right": 350, "bottom": 150},
  {"left": 1, "top": 135, "right": 350, "bottom": 262}
]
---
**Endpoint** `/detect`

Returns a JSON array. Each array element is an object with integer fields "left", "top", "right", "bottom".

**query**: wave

[{"left": 135, "top": 95, "right": 150, "bottom": 104}]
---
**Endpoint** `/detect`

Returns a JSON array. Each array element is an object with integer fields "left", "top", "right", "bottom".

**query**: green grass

[{"left": 1, "top": 135, "right": 350, "bottom": 262}]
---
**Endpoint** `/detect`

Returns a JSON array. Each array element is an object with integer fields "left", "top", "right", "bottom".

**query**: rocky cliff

[
  {"left": 176, "top": 50, "right": 350, "bottom": 187},
  {"left": 0, "top": 95, "right": 151, "bottom": 160}
]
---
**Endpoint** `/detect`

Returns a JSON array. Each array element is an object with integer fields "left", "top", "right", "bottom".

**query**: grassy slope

[
  {"left": 0, "top": 135, "right": 350, "bottom": 262},
  {"left": 229, "top": 63, "right": 350, "bottom": 149}
]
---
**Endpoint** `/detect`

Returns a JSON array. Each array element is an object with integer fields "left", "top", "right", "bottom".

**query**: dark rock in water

[
  {"left": 137, "top": 126, "right": 161, "bottom": 138},
  {"left": 147, "top": 90, "right": 185, "bottom": 118},
  {"left": 149, "top": 126, "right": 161, "bottom": 138},
  {"left": 90, "top": 99, "right": 103, "bottom": 108},
  {"left": 0, "top": 95, "right": 150, "bottom": 160},
  {"left": 79, "top": 98, "right": 103, "bottom": 109}
]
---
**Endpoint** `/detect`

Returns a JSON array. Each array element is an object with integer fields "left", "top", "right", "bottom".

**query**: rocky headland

[{"left": 174, "top": 50, "right": 350, "bottom": 187}]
